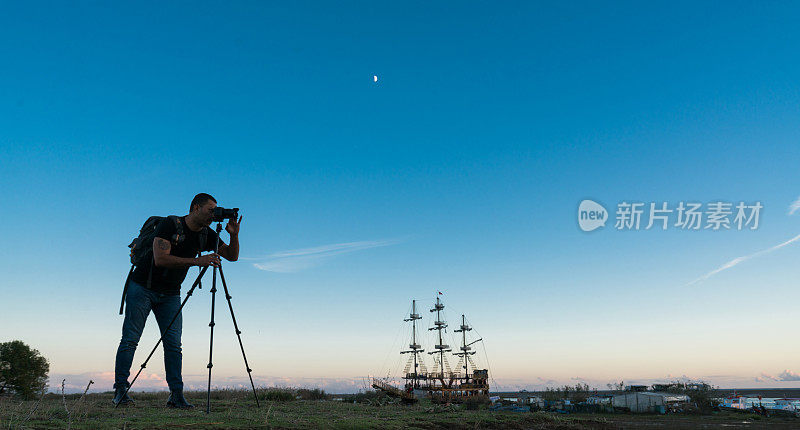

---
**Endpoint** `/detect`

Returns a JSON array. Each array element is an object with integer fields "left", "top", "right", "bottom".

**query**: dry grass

[
  {"left": 3, "top": 389, "right": 799, "bottom": 429},
  {"left": 0, "top": 389, "right": 611, "bottom": 429}
]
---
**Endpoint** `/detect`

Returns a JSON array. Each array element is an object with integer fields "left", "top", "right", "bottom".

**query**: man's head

[{"left": 189, "top": 193, "right": 217, "bottom": 226}]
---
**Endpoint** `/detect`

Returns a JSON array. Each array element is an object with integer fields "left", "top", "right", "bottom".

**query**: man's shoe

[
  {"left": 166, "top": 390, "right": 195, "bottom": 409},
  {"left": 112, "top": 385, "right": 134, "bottom": 406}
]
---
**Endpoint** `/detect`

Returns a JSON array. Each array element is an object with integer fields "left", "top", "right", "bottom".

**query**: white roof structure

[{"left": 612, "top": 392, "right": 690, "bottom": 413}]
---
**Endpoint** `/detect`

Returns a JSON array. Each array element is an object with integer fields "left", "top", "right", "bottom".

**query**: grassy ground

[{"left": 0, "top": 390, "right": 798, "bottom": 429}]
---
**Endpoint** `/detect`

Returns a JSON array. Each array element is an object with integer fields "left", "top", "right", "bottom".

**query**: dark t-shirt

[{"left": 131, "top": 216, "right": 218, "bottom": 295}]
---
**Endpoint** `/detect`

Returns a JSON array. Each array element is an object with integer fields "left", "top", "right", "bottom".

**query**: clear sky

[{"left": 2, "top": 1, "right": 800, "bottom": 393}]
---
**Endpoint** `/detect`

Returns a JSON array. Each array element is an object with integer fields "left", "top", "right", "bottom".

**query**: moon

[{"left": 373, "top": 75, "right": 378, "bottom": 82}]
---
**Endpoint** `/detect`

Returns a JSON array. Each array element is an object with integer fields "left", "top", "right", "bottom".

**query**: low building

[
  {"left": 587, "top": 395, "right": 612, "bottom": 405},
  {"left": 524, "top": 396, "right": 545, "bottom": 408},
  {"left": 612, "top": 392, "right": 689, "bottom": 413}
]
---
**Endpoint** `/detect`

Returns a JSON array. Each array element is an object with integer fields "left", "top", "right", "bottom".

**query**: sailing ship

[{"left": 372, "top": 297, "right": 490, "bottom": 403}]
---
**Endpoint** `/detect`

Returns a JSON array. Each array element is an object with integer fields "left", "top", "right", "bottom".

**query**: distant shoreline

[{"left": 490, "top": 388, "right": 800, "bottom": 398}]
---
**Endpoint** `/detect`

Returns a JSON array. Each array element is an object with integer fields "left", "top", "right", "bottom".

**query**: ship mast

[
  {"left": 453, "top": 314, "right": 478, "bottom": 378},
  {"left": 428, "top": 296, "right": 451, "bottom": 380},
  {"left": 401, "top": 300, "right": 424, "bottom": 387}
]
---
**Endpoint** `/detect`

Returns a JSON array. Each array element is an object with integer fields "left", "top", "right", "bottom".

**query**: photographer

[{"left": 113, "top": 193, "right": 241, "bottom": 408}]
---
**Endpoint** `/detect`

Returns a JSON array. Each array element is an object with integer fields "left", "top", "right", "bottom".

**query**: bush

[
  {"left": 463, "top": 395, "right": 489, "bottom": 410},
  {"left": 0, "top": 340, "right": 49, "bottom": 399},
  {"left": 260, "top": 388, "right": 295, "bottom": 402},
  {"left": 297, "top": 388, "right": 328, "bottom": 400},
  {"left": 662, "top": 380, "right": 716, "bottom": 414},
  {"left": 542, "top": 383, "right": 595, "bottom": 403}
]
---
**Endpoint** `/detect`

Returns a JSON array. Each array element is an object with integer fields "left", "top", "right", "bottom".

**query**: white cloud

[
  {"left": 51, "top": 373, "right": 373, "bottom": 394},
  {"left": 755, "top": 372, "right": 778, "bottom": 382},
  {"left": 779, "top": 370, "right": 800, "bottom": 381},
  {"left": 56, "top": 371, "right": 800, "bottom": 394},
  {"left": 249, "top": 239, "right": 403, "bottom": 273},
  {"left": 755, "top": 370, "right": 800, "bottom": 382},
  {"left": 48, "top": 371, "right": 165, "bottom": 393}
]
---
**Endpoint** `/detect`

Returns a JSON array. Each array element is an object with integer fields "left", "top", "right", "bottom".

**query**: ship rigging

[{"left": 372, "top": 297, "right": 490, "bottom": 403}]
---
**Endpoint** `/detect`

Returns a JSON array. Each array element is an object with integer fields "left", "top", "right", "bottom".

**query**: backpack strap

[
  {"left": 169, "top": 215, "right": 185, "bottom": 245},
  {"left": 120, "top": 265, "right": 134, "bottom": 315},
  {"left": 195, "top": 227, "right": 209, "bottom": 291},
  {"left": 199, "top": 227, "right": 209, "bottom": 256},
  {"left": 147, "top": 254, "right": 154, "bottom": 290}
]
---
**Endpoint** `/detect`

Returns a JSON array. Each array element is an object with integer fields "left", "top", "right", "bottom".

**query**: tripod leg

[
  {"left": 218, "top": 265, "right": 260, "bottom": 407},
  {"left": 206, "top": 265, "right": 218, "bottom": 414},
  {"left": 117, "top": 266, "right": 208, "bottom": 407}
]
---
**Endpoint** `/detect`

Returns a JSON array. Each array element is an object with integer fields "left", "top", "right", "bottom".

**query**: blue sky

[{"left": 2, "top": 1, "right": 800, "bottom": 392}]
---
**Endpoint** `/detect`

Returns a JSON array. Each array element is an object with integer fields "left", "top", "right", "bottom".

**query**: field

[{"left": 1, "top": 390, "right": 799, "bottom": 429}]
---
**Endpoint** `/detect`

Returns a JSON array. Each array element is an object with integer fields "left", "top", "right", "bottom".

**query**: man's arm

[
  {"left": 218, "top": 235, "right": 239, "bottom": 262},
  {"left": 217, "top": 216, "right": 241, "bottom": 261},
  {"left": 153, "top": 237, "right": 219, "bottom": 268}
]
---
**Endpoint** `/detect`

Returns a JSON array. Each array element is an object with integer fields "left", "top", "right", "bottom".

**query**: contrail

[
  {"left": 687, "top": 233, "right": 800, "bottom": 286},
  {"left": 248, "top": 239, "right": 403, "bottom": 273},
  {"left": 268, "top": 240, "right": 399, "bottom": 258},
  {"left": 790, "top": 196, "right": 800, "bottom": 215}
]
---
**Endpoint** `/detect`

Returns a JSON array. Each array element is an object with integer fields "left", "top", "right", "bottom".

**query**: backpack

[
  {"left": 120, "top": 215, "right": 207, "bottom": 315},
  {"left": 129, "top": 216, "right": 185, "bottom": 266}
]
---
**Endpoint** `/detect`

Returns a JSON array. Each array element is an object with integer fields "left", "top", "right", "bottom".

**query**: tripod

[{"left": 118, "top": 222, "right": 260, "bottom": 413}]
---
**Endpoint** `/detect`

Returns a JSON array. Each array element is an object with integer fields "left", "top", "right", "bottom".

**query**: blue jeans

[{"left": 114, "top": 280, "right": 184, "bottom": 391}]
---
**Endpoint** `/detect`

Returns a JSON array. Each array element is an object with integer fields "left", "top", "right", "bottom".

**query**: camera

[{"left": 212, "top": 207, "right": 239, "bottom": 222}]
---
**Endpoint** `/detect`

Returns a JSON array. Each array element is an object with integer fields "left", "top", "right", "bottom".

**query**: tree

[
  {"left": 0, "top": 340, "right": 50, "bottom": 399},
  {"left": 663, "top": 380, "right": 716, "bottom": 414}
]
